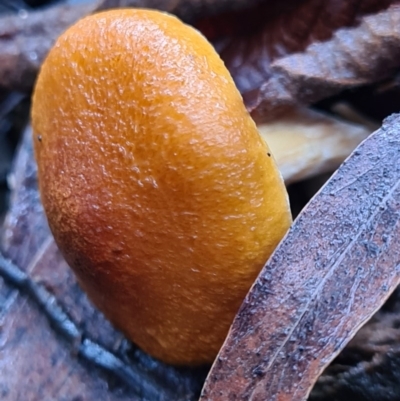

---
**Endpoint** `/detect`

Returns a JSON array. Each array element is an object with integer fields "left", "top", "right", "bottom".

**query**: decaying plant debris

[
  {"left": 2, "top": 1, "right": 400, "bottom": 400},
  {"left": 201, "top": 114, "right": 400, "bottom": 401},
  {"left": 259, "top": 108, "right": 371, "bottom": 184}
]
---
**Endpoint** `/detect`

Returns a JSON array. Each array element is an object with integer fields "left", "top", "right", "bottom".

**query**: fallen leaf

[
  {"left": 200, "top": 113, "right": 400, "bottom": 401},
  {"left": 249, "top": 4, "right": 400, "bottom": 122},
  {"left": 196, "top": 0, "right": 395, "bottom": 95},
  {"left": 259, "top": 108, "right": 371, "bottom": 184}
]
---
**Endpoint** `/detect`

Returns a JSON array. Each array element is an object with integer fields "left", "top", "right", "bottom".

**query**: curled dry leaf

[
  {"left": 249, "top": 4, "right": 400, "bottom": 121},
  {"left": 259, "top": 108, "right": 371, "bottom": 184},
  {"left": 201, "top": 113, "right": 400, "bottom": 401},
  {"left": 196, "top": 0, "right": 394, "bottom": 95}
]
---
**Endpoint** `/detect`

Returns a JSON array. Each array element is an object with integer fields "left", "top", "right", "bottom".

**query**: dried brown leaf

[
  {"left": 197, "top": 0, "right": 394, "bottom": 96},
  {"left": 249, "top": 4, "right": 400, "bottom": 122},
  {"left": 200, "top": 113, "right": 400, "bottom": 401}
]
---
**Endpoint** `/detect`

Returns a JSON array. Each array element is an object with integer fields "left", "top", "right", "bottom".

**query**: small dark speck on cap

[
  {"left": 37, "top": 135, "right": 42, "bottom": 142},
  {"left": 267, "top": 153, "right": 271, "bottom": 157}
]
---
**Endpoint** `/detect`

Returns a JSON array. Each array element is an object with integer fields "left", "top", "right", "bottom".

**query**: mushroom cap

[{"left": 31, "top": 9, "right": 291, "bottom": 365}]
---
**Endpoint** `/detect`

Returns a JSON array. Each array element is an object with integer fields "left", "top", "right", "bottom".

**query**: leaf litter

[{"left": 2, "top": 1, "right": 400, "bottom": 400}]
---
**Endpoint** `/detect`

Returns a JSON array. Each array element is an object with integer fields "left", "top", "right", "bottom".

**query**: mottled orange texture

[{"left": 31, "top": 9, "right": 292, "bottom": 365}]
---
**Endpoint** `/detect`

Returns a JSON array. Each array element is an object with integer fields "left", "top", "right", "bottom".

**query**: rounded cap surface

[{"left": 32, "top": 9, "right": 292, "bottom": 364}]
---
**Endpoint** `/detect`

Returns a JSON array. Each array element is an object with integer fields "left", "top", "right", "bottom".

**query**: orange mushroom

[{"left": 31, "top": 9, "right": 292, "bottom": 365}]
